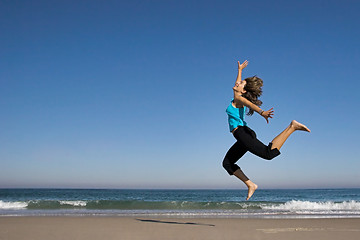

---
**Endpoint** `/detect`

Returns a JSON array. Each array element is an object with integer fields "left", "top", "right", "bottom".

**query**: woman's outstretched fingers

[{"left": 238, "top": 60, "right": 249, "bottom": 70}]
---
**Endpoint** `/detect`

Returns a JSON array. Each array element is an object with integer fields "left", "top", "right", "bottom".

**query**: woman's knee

[
  {"left": 263, "top": 154, "right": 275, "bottom": 160},
  {"left": 222, "top": 157, "right": 239, "bottom": 175},
  {"left": 264, "top": 145, "right": 281, "bottom": 160}
]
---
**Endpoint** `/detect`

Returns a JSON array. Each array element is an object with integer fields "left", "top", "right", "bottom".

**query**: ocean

[{"left": 1, "top": 188, "right": 360, "bottom": 218}]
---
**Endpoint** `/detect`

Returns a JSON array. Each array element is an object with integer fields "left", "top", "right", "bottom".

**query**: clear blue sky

[{"left": 1, "top": 0, "right": 359, "bottom": 189}]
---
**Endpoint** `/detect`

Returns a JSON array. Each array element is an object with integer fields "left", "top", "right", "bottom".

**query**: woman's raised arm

[{"left": 233, "top": 60, "right": 248, "bottom": 89}]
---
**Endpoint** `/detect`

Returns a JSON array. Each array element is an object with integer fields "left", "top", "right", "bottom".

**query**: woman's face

[{"left": 234, "top": 80, "right": 247, "bottom": 94}]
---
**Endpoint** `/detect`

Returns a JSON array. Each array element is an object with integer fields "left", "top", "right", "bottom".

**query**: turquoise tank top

[{"left": 226, "top": 99, "right": 247, "bottom": 132}]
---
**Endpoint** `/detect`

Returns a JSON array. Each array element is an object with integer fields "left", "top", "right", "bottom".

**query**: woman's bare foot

[
  {"left": 246, "top": 183, "right": 258, "bottom": 201},
  {"left": 291, "top": 120, "right": 311, "bottom": 132}
]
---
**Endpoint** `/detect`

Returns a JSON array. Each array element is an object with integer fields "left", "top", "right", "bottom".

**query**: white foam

[
  {"left": 0, "top": 200, "right": 28, "bottom": 209},
  {"left": 59, "top": 201, "right": 87, "bottom": 207},
  {"left": 264, "top": 200, "right": 360, "bottom": 212}
]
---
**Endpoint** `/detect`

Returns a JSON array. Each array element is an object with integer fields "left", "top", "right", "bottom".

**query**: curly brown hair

[{"left": 243, "top": 76, "right": 263, "bottom": 116}]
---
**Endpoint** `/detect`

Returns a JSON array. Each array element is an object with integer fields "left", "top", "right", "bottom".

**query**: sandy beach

[{"left": 0, "top": 217, "right": 359, "bottom": 240}]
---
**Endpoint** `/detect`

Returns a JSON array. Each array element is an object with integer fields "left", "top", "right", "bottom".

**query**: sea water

[{"left": 1, "top": 188, "right": 360, "bottom": 218}]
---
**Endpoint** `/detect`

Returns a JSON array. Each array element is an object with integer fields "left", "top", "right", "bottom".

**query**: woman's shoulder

[{"left": 231, "top": 99, "right": 245, "bottom": 109}]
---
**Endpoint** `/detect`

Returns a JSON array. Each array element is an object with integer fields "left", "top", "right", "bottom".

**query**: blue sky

[{"left": 1, "top": 0, "right": 359, "bottom": 189}]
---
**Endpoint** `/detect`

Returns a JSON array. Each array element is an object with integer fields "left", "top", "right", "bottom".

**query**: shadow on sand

[{"left": 135, "top": 218, "right": 215, "bottom": 227}]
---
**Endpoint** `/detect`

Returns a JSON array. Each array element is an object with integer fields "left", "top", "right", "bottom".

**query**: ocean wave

[
  {"left": 0, "top": 200, "right": 28, "bottom": 209},
  {"left": 59, "top": 201, "right": 87, "bottom": 207},
  {"left": 0, "top": 200, "right": 262, "bottom": 210},
  {"left": 263, "top": 200, "right": 360, "bottom": 212},
  {"left": 1, "top": 199, "right": 360, "bottom": 213},
  {"left": 85, "top": 200, "right": 263, "bottom": 210}
]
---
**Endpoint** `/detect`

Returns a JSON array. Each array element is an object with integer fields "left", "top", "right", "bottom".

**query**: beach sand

[{"left": 0, "top": 217, "right": 359, "bottom": 240}]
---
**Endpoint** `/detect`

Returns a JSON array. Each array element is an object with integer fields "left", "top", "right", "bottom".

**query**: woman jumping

[{"left": 222, "top": 59, "right": 310, "bottom": 200}]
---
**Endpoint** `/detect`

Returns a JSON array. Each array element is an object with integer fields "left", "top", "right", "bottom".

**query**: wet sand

[{"left": 0, "top": 217, "right": 360, "bottom": 240}]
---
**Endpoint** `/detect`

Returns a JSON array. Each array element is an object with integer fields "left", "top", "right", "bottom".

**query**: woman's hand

[
  {"left": 238, "top": 60, "right": 248, "bottom": 71},
  {"left": 261, "top": 108, "right": 274, "bottom": 124}
]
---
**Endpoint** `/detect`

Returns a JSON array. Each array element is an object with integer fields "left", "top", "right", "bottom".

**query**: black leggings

[{"left": 222, "top": 126, "right": 281, "bottom": 175}]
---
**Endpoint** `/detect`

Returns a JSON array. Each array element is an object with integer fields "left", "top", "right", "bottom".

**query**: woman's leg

[
  {"left": 229, "top": 122, "right": 310, "bottom": 200},
  {"left": 233, "top": 169, "right": 258, "bottom": 201},
  {"left": 234, "top": 126, "right": 281, "bottom": 160},
  {"left": 222, "top": 142, "right": 247, "bottom": 176},
  {"left": 223, "top": 141, "right": 257, "bottom": 200},
  {"left": 271, "top": 120, "right": 310, "bottom": 150}
]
